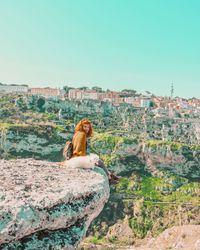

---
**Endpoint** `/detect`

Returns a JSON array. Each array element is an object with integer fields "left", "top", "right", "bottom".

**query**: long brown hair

[{"left": 74, "top": 119, "right": 93, "bottom": 137}]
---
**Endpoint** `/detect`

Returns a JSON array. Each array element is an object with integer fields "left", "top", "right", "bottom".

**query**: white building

[
  {"left": 124, "top": 96, "right": 142, "bottom": 107},
  {"left": 0, "top": 83, "right": 28, "bottom": 93},
  {"left": 124, "top": 97, "right": 135, "bottom": 104}
]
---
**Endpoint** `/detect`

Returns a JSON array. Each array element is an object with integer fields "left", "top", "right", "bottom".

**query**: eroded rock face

[
  {"left": 0, "top": 158, "right": 110, "bottom": 249},
  {"left": 107, "top": 142, "right": 200, "bottom": 179},
  {"left": 141, "top": 144, "right": 200, "bottom": 179},
  {"left": 147, "top": 225, "right": 200, "bottom": 250},
  {"left": 0, "top": 126, "right": 68, "bottom": 162}
]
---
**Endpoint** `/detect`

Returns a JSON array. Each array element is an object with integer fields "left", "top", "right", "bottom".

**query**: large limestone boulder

[{"left": 0, "top": 158, "right": 109, "bottom": 249}]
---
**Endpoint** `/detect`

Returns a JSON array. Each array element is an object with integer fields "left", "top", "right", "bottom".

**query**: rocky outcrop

[
  {"left": 79, "top": 225, "right": 200, "bottom": 250},
  {"left": 107, "top": 141, "right": 200, "bottom": 179},
  {"left": 140, "top": 143, "right": 200, "bottom": 179},
  {"left": 0, "top": 158, "right": 110, "bottom": 249},
  {"left": 147, "top": 225, "right": 200, "bottom": 250},
  {"left": 106, "top": 216, "right": 134, "bottom": 245},
  {"left": 0, "top": 124, "right": 68, "bottom": 162}
]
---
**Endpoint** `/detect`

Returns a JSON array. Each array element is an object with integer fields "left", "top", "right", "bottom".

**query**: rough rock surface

[
  {"left": 0, "top": 125, "right": 68, "bottom": 162},
  {"left": 146, "top": 225, "right": 200, "bottom": 250},
  {"left": 0, "top": 158, "right": 110, "bottom": 249},
  {"left": 79, "top": 225, "right": 200, "bottom": 250},
  {"left": 108, "top": 142, "right": 200, "bottom": 179},
  {"left": 106, "top": 216, "right": 134, "bottom": 244}
]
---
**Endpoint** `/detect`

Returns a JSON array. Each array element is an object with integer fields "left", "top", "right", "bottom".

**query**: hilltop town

[{"left": 0, "top": 82, "right": 200, "bottom": 115}]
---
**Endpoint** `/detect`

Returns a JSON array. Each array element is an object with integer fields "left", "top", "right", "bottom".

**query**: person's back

[{"left": 72, "top": 131, "right": 87, "bottom": 157}]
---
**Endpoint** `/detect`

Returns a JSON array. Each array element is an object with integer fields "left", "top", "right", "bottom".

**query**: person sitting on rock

[
  {"left": 62, "top": 118, "right": 120, "bottom": 184},
  {"left": 71, "top": 118, "right": 92, "bottom": 157}
]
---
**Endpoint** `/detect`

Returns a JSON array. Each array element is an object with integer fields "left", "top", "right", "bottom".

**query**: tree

[
  {"left": 79, "top": 86, "right": 89, "bottom": 90},
  {"left": 150, "top": 101, "right": 155, "bottom": 107},
  {"left": 63, "top": 86, "right": 74, "bottom": 93},
  {"left": 122, "top": 89, "right": 137, "bottom": 95},
  {"left": 15, "top": 97, "right": 27, "bottom": 112},
  {"left": 92, "top": 86, "right": 103, "bottom": 92},
  {"left": 120, "top": 89, "right": 137, "bottom": 97},
  {"left": 37, "top": 97, "right": 45, "bottom": 112}
]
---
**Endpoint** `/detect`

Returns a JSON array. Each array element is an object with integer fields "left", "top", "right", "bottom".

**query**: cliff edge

[{"left": 0, "top": 158, "right": 110, "bottom": 249}]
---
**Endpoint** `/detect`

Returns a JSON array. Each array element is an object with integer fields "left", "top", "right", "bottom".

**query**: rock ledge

[{"left": 0, "top": 158, "right": 110, "bottom": 249}]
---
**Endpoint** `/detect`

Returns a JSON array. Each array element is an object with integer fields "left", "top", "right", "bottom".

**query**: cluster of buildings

[
  {"left": 0, "top": 83, "right": 29, "bottom": 93},
  {"left": 0, "top": 83, "right": 199, "bottom": 110},
  {"left": 0, "top": 83, "right": 63, "bottom": 99},
  {"left": 30, "top": 87, "right": 62, "bottom": 98},
  {"left": 153, "top": 96, "right": 200, "bottom": 112},
  {"left": 0, "top": 83, "right": 152, "bottom": 107},
  {"left": 68, "top": 88, "right": 152, "bottom": 108}
]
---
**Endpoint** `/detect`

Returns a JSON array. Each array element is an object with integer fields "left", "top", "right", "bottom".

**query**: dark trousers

[{"left": 97, "top": 159, "right": 110, "bottom": 177}]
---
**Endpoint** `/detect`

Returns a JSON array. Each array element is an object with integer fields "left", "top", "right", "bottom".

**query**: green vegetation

[
  {"left": 1, "top": 93, "right": 200, "bottom": 245},
  {"left": 166, "top": 182, "right": 200, "bottom": 204},
  {"left": 135, "top": 176, "right": 166, "bottom": 200},
  {"left": 93, "top": 132, "right": 126, "bottom": 145},
  {"left": 0, "top": 122, "right": 30, "bottom": 130},
  {"left": 114, "top": 175, "right": 200, "bottom": 238},
  {"left": 145, "top": 139, "right": 200, "bottom": 151},
  {"left": 129, "top": 217, "right": 153, "bottom": 238},
  {"left": 116, "top": 175, "right": 200, "bottom": 205},
  {"left": 116, "top": 177, "right": 138, "bottom": 194},
  {"left": 84, "top": 236, "right": 108, "bottom": 245},
  {"left": 90, "top": 132, "right": 137, "bottom": 165}
]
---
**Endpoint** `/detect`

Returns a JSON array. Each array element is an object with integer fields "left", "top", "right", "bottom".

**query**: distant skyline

[{"left": 0, "top": 0, "right": 200, "bottom": 98}]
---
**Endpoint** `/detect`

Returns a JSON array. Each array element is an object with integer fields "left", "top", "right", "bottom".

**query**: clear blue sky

[{"left": 0, "top": 0, "right": 200, "bottom": 98}]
